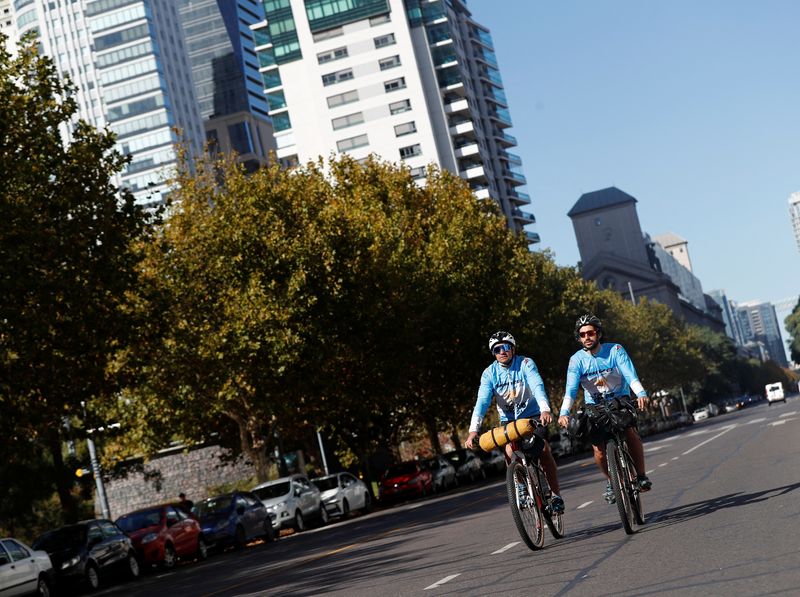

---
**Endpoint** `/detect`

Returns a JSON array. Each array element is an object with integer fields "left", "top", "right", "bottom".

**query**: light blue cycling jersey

[
  {"left": 559, "top": 343, "right": 647, "bottom": 417},
  {"left": 469, "top": 355, "right": 551, "bottom": 433}
]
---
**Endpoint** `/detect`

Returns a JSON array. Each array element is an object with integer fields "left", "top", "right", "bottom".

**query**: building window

[
  {"left": 399, "top": 144, "right": 421, "bottom": 159},
  {"left": 409, "top": 166, "right": 426, "bottom": 179},
  {"left": 312, "top": 26, "right": 343, "bottom": 42},
  {"left": 370, "top": 13, "right": 391, "bottom": 26},
  {"left": 332, "top": 111, "right": 364, "bottom": 130},
  {"left": 322, "top": 68, "right": 354, "bottom": 86},
  {"left": 378, "top": 55, "right": 401, "bottom": 71},
  {"left": 373, "top": 33, "right": 395, "bottom": 49},
  {"left": 317, "top": 45, "right": 348, "bottom": 64},
  {"left": 337, "top": 134, "right": 369, "bottom": 152},
  {"left": 394, "top": 121, "right": 416, "bottom": 137},
  {"left": 272, "top": 111, "right": 292, "bottom": 132},
  {"left": 389, "top": 99, "right": 411, "bottom": 115},
  {"left": 383, "top": 77, "right": 406, "bottom": 93},
  {"left": 327, "top": 89, "right": 359, "bottom": 108}
]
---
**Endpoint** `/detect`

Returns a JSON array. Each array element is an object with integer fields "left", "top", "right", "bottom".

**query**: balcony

[
  {"left": 449, "top": 120, "right": 475, "bottom": 136},
  {"left": 473, "top": 187, "right": 491, "bottom": 200},
  {"left": 444, "top": 98, "right": 469, "bottom": 114},
  {"left": 508, "top": 190, "right": 530, "bottom": 206},
  {"left": 524, "top": 231, "right": 541, "bottom": 245},
  {"left": 512, "top": 208, "right": 535, "bottom": 225},
  {"left": 455, "top": 142, "right": 479, "bottom": 158},
  {"left": 460, "top": 165, "right": 486, "bottom": 181},
  {"left": 499, "top": 150, "right": 522, "bottom": 166},
  {"left": 489, "top": 108, "right": 513, "bottom": 128},
  {"left": 502, "top": 169, "right": 527, "bottom": 186},
  {"left": 493, "top": 130, "right": 517, "bottom": 146}
]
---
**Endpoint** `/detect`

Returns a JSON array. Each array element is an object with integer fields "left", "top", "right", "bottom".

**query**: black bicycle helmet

[
  {"left": 488, "top": 331, "right": 516, "bottom": 352},
  {"left": 574, "top": 314, "right": 602, "bottom": 338}
]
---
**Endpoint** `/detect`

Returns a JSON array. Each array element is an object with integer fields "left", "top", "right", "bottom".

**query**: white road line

[
  {"left": 645, "top": 445, "right": 669, "bottom": 452},
  {"left": 491, "top": 542, "right": 519, "bottom": 554},
  {"left": 577, "top": 501, "right": 593, "bottom": 509},
  {"left": 646, "top": 469, "right": 654, "bottom": 474},
  {"left": 682, "top": 425, "right": 736, "bottom": 455},
  {"left": 425, "top": 574, "right": 461, "bottom": 590},
  {"left": 770, "top": 420, "right": 787, "bottom": 426},
  {"left": 658, "top": 462, "right": 668, "bottom": 467},
  {"left": 746, "top": 418, "right": 766, "bottom": 425},
  {"left": 779, "top": 411, "right": 797, "bottom": 418},
  {"left": 671, "top": 457, "right": 679, "bottom": 461}
]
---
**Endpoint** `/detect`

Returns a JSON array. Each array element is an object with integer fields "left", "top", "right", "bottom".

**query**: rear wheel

[
  {"left": 506, "top": 460, "right": 545, "bottom": 550},
  {"left": 162, "top": 544, "right": 177, "bottom": 569},
  {"left": 196, "top": 536, "right": 208, "bottom": 561},
  {"left": 85, "top": 563, "right": 100, "bottom": 591},
  {"left": 607, "top": 441, "right": 636, "bottom": 534}
]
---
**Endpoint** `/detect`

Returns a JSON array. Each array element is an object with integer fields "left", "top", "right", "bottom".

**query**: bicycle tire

[
  {"left": 505, "top": 460, "right": 545, "bottom": 550},
  {"left": 621, "top": 446, "right": 645, "bottom": 525},
  {"left": 533, "top": 465, "right": 564, "bottom": 539},
  {"left": 607, "top": 440, "right": 636, "bottom": 534}
]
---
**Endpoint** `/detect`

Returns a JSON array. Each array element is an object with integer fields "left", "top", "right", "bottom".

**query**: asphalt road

[{"left": 97, "top": 397, "right": 800, "bottom": 597}]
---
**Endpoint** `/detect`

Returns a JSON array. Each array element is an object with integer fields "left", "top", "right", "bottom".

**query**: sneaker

[
  {"left": 604, "top": 480, "right": 616, "bottom": 504},
  {"left": 549, "top": 494, "right": 565, "bottom": 514},
  {"left": 636, "top": 475, "right": 652, "bottom": 492}
]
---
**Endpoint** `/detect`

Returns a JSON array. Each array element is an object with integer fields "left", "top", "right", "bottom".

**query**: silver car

[
  {"left": 424, "top": 456, "right": 458, "bottom": 491},
  {"left": 311, "top": 472, "right": 371, "bottom": 518},
  {"left": 0, "top": 538, "right": 54, "bottom": 597},
  {"left": 252, "top": 474, "right": 329, "bottom": 532}
]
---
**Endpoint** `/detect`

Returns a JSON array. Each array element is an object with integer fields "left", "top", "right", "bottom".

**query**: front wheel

[
  {"left": 196, "top": 536, "right": 208, "bottom": 561},
  {"left": 506, "top": 460, "right": 545, "bottom": 550},
  {"left": 607, "top": 440, "right": 637, "bottom": 534},
  {"left": 36, "top": 575, "right": 51, "bottom": 597},
  {"left": 85, "top": 563, "right": 100, "bottom": 591},
  {"left": 293, "top": 511, "right": 305, "bottom": 532},
  {"left": 126, "top": 552, "right": 141, "bottom": 579}
]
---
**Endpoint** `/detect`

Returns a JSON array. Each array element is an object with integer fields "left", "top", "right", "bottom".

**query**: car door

[
  {"left": 340, "top": 473, "right": 358, "bottom": 509},
  {"left": 235, "top": 494, "right": 256, "bottom": 539},
  {"left": 168, "top": 507, "right": 193, "bottom": 556},
  {"left": 99, "top": 520, "right": 128, "bottom": 566},
  {"left": 295, "top": 477, "right": 316, "bottom": 517},
  {"left": 0, "top": 540, "right": 36, "bottom": 597}
]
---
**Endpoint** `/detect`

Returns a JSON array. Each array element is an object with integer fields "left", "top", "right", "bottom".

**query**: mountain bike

[{"left": 586, "top": 400, "right": 645, "bottom": 534}]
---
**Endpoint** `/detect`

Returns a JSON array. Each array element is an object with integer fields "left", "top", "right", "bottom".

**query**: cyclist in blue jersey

[
  {"left": 557, "top": 315, "right": 653, "bottom": 504},
  {"left": 465, "top": 331, "right": 565, "bottom": 514}
]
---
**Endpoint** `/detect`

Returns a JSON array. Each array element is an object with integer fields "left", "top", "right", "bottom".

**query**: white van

[{"left": 765, "top": 382, "right": 786, "bottom": 405}]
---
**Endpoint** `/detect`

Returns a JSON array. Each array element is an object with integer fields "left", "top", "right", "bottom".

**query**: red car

[
  {"left": 116, "top": 504, "right": 207, "bottom": 569},
  {"left": 379, "top": 461, "right": 433, "bottom": 504}
]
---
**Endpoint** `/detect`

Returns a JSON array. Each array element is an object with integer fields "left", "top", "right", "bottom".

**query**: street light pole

[
  {"left": 316, "top": 428, "right": 329, "bottom": 476},
  {"left": 81, "top": 401, "right": 111, "bottom": 520}
]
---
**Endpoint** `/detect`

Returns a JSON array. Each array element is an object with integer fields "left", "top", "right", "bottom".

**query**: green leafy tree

[
  {"left": 785, "top": 298, "right": 800, "bottom": 364},
  {"left": 0, "top": 37, "right": 151, "bottom": 521}
]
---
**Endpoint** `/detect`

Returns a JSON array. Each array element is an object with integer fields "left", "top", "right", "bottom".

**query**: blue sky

[{"left": 468, "top": 0, "right": 800, "bottom": 306}]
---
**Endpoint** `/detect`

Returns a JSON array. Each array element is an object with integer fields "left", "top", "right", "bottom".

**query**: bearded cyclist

[
  {"left": 465, "top": 331, "right": 565, "bottom": 514},
  {"left": 557, "top": 315, "right": 652, "bottom": 504}
]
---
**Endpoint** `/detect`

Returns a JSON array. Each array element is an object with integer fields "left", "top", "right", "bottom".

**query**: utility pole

[
  {"left": 81, "top": 401, "right": 111, "bottom": 520},
  {"left": 316, "top": 428, "right": 330, "bottom": 476}
]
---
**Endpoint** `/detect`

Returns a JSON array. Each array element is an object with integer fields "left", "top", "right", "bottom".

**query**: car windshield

[
  {"left": 116, "top": 508, "right": 162, "bottom": 532},
  {"left": 195, "top": 495, "right": 234, "bottom": 517},
  {"left": 252, "top": 482, "right": 290, "bottom": 500},
  {"left": 311, "top": 477, "right": 339, "bottom": 491},
  {"left": 385, "top": 463, "right": 417, "bottom": 477},
  {"left": 33, "top": 526, "right": 86, "bottom": 552}
]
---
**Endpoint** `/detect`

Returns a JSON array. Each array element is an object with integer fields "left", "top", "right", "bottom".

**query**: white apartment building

[
  {"left": 252, "top": 0, "right": 538, "bottom": 243},
  {"left": 10, "top": 0, "right": 204, "bottom": 205},
  {"left": 789, "top": 192, "right": 800, "bottom": 253}
]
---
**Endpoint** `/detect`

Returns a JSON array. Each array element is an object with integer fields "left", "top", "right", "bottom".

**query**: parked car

[
  {"left": 32, "top": 520, "right": 140, "bottom": 591},
  {"left": 669, "top": 411, "right": 693, "bottom": 426},
  {"left": 549, "top": 429, "right": 575, "bottom": 459},
  {"left": 692, "top": 406, "right": 710, "bottom": 422},
  {"left": 423, "top": 455, "right": 458, "bottom": 492},
  {"left": 443, "top": 450, "right": 486, "bottom": 484},
  {"left": 194, "top": 491, "right": 274, "bottom": 550},
  {"left": 477, "top": 449, "right": 506, "bottom": 476},
  {"left": 252, "top": 474, "right": 329, "bottom": 532},
  {"left": 766, "top": 382, "right": 786, "bottom": 405},
  {"left": 311, "top": 472, "right": 371, "bottom": 518},
  {"left": 0, "top": 538, "right": 54, "bottom": 597},
  {"left": 115, "top": 504, "right": 206, "bottom": 569},
  {"left": 378, "top": 461, "right": 433, "bottom": 504}
]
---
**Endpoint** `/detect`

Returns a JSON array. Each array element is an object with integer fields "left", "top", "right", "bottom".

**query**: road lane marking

[
  {"left": 779, "top": 411, "right": 796, "bottom": 418},
  {"left": 577, "top": 501, "right": 593, "bottom": 509},
  {"left": 425, "top": 574, "right": 460, "bottom": 590},
  {"left": 646, "top": 469, "right": 654, "bottom": 474},
  {"left": 645, "top": 445, "right": 669, "bottom": 452},
  {"left": 682, "top": 424, "right": 736, "bottom": 455},
  {"left": 746, "top": 418, "right": 766, "bottom": 425},
  {"left": 671, "top": 457, "right": 679, "bottom": 461},
  {"left": 658, "top": 463, "right": 668, "bottom": 467},
  {"left": 491, "top": 542, "right": 519, "bottom": 554},
  {"left": 770, "top": 420, "right": 786, "bottom": 426}
]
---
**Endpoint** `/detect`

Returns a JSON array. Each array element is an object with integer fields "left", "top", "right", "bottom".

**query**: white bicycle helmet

[{"left": 488, "top": 331, "right": 516, "bottom": 352}]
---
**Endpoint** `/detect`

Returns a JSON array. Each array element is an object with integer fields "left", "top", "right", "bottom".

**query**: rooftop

[{"left": 567, "top": 186, "right": 637, "bottom": 217}]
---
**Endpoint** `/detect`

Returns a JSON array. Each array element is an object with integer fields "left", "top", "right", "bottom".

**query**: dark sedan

[
  {"left": 194, "top": 491, "right": 274, "bottom": 550},
  {"left": 32, "top": 519, "right": 140, "bottom": 592}
]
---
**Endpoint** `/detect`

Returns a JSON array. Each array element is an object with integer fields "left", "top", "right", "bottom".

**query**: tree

[
  {"left": 0, "top": 37, "right": 151, "bottom": 521},
  {"left": 784, "top": 298, "right": 800, "bottom": 364}
]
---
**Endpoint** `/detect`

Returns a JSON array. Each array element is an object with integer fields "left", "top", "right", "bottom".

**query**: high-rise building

[
  {"left": 650, "top": 233, "right": 705, "bottom": 310},
  {"left": 10, "top": 0, "right": 205, "bottom": 205},
  {"left": 178, "top": 0, "right": 276, "bottom": 171},
  {"left": 773, "top": 296, "right": 798, "bottom": 365},
  {"left": 736, "top": 300, "right": 789, "bottom": 367},
  {"left": 1, "top": 0, "right": 13, "bottom": 46},
  {"left": 251, "top": 0, "right": 538, "bottom": 243},
  {"left": 708, "top": 290, "right": 746, "bottom": 346},
  {"left": 789, "top": 192, "right": 800, "bottom": 253}
]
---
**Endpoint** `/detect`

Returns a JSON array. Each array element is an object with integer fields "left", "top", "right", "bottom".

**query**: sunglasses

[
  {"left": 578, "top": 330, "right": 597, "bottom": 339},
  {"left": 492, "top": 343, "right": 513, "bottom": 354}
]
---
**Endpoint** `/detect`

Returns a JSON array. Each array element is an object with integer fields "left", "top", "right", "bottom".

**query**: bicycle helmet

[
  {"left": 574, "top": 314, "right": 602, "bottom": 338},
  {"left": 488, "top": 331, "right": 516, "bottom": 352}
]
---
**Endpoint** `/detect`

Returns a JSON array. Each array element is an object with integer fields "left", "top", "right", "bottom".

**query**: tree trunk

[
  {"left": 425, "top": 415, "right": 442, "bottom": 454},
  {"left": 228, "top": 411, "right": 272, "bottom": 482},
  {"left": 47, "top": 430, "right": 78, "bottom": 523}
]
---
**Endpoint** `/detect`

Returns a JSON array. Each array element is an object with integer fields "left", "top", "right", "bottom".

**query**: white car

[
  {"left": 0, "top": 538, "right": 53, "bottom": 597},
  {"left": 424, "top": 455, "right": 458, "bottom": 491},
  {"left": 252, "top": 474, "right": 329, "bottom": 532},
  {"left": 692, "top": 406, "right": 710, "bottom": 422},
  {"left": 311, "top": 472, "right": 371, "bottom": 518}
]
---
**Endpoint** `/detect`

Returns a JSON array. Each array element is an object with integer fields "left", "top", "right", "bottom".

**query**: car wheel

[
  {"left": 262, "top": 520, "right": 275, "bottom": 542},
  {"left": 234, "top": 525, "right": 247, "bottom": 549},
  {"left": 162, "top": 544, "right": 177, "bottom": 570},
  {"left": 36, "top": 575, "right": 51, "bottom": 597},
  {"left": 294, "top": 511, "right": 305, "bottom": 532},
  {"left": 342, "top": 499, "right": 350, "bottom": 518},
  {"left": 85, "top": 562, "right": 100, "bottom": 591},
  {"left": 126, "top": 552, "right": 141, "bottom": 579},
  {"left": 362, "top": 493, "right": 372, "bottom": 513},
  {"left": 196, "top": 536, "right": 208, "bottom": 561},
  {"left": 319, "top": 505, "right": 329, "bottom": 526}
]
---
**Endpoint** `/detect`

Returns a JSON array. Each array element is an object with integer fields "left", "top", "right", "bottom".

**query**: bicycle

[
  {"left": 585, "top": 400, "right": 645, "bottom": 534},
  {"left": 480, "top": 419, "right": 564, "bottom": 550}
]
